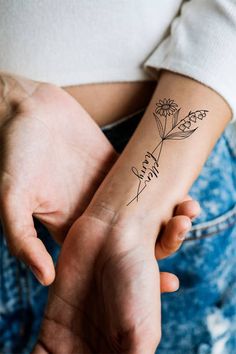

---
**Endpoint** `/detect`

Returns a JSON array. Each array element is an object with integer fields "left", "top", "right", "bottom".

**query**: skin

[
  {"left": 0, "top": 72, "right": 198, "bottom": 289},
  {"left": 33, "top": 202, "right": 198, "bottom": 354},
  {"left": 64, "top": 81, "right": 156, "bottom": 126},
  {"left": 0, "top": 72, "right": 201, "bottom": 354},
  {"left": 0, "top": 73, "right": 117, "bottom": 284},
  {"left": 33, "top": 71, "right": 231, "bottom": 353}
]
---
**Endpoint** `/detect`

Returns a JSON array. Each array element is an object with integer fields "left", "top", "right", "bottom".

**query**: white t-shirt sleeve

[{"left": 143, "top": 0, "right": 236, "bottom": 121}]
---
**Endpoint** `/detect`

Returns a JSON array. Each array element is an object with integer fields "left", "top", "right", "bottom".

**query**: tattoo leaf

[
  {"left": 165, "top": 128, "right": 198, "bottom": 140},
  {"left": 153, "top": 113, "right": 164, "bottom": 138},
  {"left": 172, "top": 108, "right": 180, "bottom": 129}
]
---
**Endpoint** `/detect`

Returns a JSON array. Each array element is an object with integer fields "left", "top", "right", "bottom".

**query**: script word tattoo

[{"left": 127, "top": 98, "right": 208, "bottom": 206}]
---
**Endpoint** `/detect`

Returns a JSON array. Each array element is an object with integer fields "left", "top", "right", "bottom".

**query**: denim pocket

[
  {"left": 160, "top": 130, "right": 236, "bottom": 286},
  {"left": 189, "top": 132, "right": 236, "bottom": 224},
  {"left": 158, "top": 132, "right": 236, "bottom": 354},
  {"left": 158, "top": 210, "right": 236, "bottom": 354},
  {"left": 186, "top": 204, "right": 236, "bottom": 241}
]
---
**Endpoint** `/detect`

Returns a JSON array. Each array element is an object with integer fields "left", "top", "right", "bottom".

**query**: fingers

[
  {"left": 157, "top": 197, "right": 201, "bottom": 293},
  {"left": 155, "top": 196, "right": 200, "bottom": 260},
  {"left": 155, "top": 215, "right": 191, "bottom": 260},
  {"left": 160, "top": 272, "right": 179, "bottom": 293},
  {"left": 0, "top": 192, "right": 55, "bottom": 286},
  {"left": 175, "top": 198, "right": 201, "bottom": 219}
]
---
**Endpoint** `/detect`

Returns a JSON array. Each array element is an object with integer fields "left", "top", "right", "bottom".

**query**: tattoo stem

[
  {"left": 156, "top": 118, "right": 167, "bottom": 163},
  {"left": 152, "top": 113, "right": 193, "bottom": 154},
  {"left": 126, "top": 185, "right": 147, "bottom": 206}
]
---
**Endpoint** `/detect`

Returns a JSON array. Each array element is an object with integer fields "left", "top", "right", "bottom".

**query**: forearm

[{"left": 86, "top": 71, "right": 231, "bottom": 239}]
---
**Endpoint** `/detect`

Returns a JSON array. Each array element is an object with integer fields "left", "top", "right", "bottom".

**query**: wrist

[
  {"left": 77, "top": 212, "right": 157, "bottom": 259},
  {"left": 84, "top": 197, "right": 174, "bottom": 245}
]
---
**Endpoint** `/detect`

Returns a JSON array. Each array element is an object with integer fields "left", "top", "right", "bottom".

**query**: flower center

[{"left": 162, "top": 104, "right": 171, "bottom": 109}]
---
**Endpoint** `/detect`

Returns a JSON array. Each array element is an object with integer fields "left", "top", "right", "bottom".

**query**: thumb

[{"left": 0, "top": 191, "right": 55, "bottom": 286}]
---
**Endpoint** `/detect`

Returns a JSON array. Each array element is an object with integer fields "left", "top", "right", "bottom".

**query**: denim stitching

[{"left": 186, "top": 204, "right": 236, "bottom": 241}]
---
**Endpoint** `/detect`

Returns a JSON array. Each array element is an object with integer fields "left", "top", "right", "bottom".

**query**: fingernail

[
  {"left": 178, "top": 227, "right": 191, "bottom": 240},
  {"left": 30, "top": 265, "right": 43, "bottom": 284},
  {"left": 177, "top": 232, "right": 187, "bottom": 241},
  {"left": 191, "top": 206, "right": 201, "bottom": 220}
]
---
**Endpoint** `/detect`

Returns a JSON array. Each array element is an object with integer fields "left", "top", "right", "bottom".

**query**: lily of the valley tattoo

[{"left": 127, "top": 98, "right": 208, "bottom": 206}]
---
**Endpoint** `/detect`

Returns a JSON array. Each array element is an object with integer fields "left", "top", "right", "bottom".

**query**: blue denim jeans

[{"left": 1, "top": 111, "right": 236, "bottom": 354}]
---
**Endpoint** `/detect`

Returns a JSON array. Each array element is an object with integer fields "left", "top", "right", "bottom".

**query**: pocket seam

[{"left": 185, "top": 204, "right": 236, "bottom": 241}]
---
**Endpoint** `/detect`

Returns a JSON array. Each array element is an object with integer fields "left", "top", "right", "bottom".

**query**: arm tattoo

[{"left": 127, "top": 98, "right": 208, "bottom": 206}]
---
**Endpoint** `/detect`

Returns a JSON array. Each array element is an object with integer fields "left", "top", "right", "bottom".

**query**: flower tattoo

[
  {"left": 155, "top": 98, "right": 178, "bottom": 117},
  {"left": 127, "top": 98, "right": 208, "bottom": 206}
]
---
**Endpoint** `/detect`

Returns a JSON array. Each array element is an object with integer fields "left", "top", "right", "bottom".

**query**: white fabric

[
  {"left": 0, "top": 0, "right": 236, "bottom": 121},
  {"left": 0, "top": 0, "right": 182, "bottom": 84},
  {"left": 144, "top": 0, "right": 236, "bottom": 122}
]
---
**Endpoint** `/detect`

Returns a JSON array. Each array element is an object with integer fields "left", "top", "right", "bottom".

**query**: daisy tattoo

[
  {"left": 155, "top": 98, "right": 178, "bottom": 117},
  {"left": 127, "top": 98, "right": 208, "bottom": 206}
]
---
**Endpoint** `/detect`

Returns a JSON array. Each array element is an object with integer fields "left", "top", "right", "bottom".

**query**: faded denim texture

[
  {"left": 158, "top": 123, "right": 236, "bottom": 354},
  {"left": 0, "top": 112, "right": 236, "bottom": 353}
]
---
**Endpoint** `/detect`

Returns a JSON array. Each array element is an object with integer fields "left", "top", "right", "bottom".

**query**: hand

[
  {"left": 0, "top": 73, "right": 117, "bottom": 285},
  {"left": 33, "top": 198, "right": 199, "bottom": 354}
]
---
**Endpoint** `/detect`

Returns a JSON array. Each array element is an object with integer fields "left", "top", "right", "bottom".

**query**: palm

[
  {"left": 0, "top": 83, "right": 117, "bottom": 243},
  {"left": 33, "top": 216, "right": 160, "bottom": 354}
]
